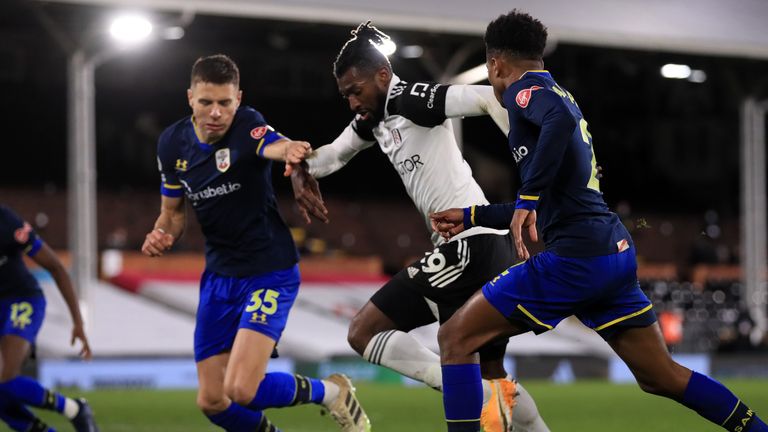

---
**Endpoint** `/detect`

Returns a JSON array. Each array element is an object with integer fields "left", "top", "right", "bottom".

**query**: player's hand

[
  {"left": 71, "top": 324, "right": 92, "bottom": 360},
  {"left": 283, "top": 141, "right": 312, "bottom": 175},
  {"left": 289, "top": 162, "right": 329, "bottom": 224},
  {"left": 510, "top": 208, "right": 538, "bottom": 260},
  {"left": 429, "top": 208, "right": 465, "bottom": 240},
  {"left": 141, "top": 228, "right": 174, "bottom": 257}
]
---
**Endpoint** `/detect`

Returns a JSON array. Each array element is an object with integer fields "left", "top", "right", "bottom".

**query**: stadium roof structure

[{"left": 40, "top": 0, "right": 768, "bottom": 60}]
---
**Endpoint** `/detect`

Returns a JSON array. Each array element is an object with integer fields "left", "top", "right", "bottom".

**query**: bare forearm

[
  {"left": 154, "top": 209, "right": 185, "bottom": 240},
  {"left": 262, "top": 139, "right": 290, "bottom": 161},
  {"left": 50, "top": 265, "right": 84, "bottom": 326}
]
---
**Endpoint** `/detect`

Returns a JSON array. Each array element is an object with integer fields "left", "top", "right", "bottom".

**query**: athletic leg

[
  {"left": 0, "top": 297, "right": 95, "bottom": 432},
  {"left": 438, "top": 291, "right": 529, "bottom": 432},
  {"left": 609, "top": 324, "right": 767, "bottom": 432},
  {"left": 350, "top": 281, "right": 443, "bottom": 389}
]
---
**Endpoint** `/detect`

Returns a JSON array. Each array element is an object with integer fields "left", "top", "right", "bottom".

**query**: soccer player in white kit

[{"left": 291, "top": 22, "right": 549, "bottom": 432}]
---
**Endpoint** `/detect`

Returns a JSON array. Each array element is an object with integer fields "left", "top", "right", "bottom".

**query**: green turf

[{"left": 33, "top": 379, "right": 768, "bottom": 431}]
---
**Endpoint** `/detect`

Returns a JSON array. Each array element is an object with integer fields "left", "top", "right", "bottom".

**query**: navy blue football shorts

[
  {"left": 0, "top": 295, "right": 46, "bottom": 344},
  {"left": 482, "top": 246, "right": 656, "bottom": 340},
  {"left": 194, "top": 264, "right": 299, "bottom": 362}
]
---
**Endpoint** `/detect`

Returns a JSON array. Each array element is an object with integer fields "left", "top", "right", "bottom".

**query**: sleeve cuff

[
  {"left": 25, "top": 238, "right": 43, "bottom": 257},
  {"left": 257, "top": 131, "right": 288, "bottom": 156},
  {"left": 463, "top": 206, "right": 475, "bottom": 228},
  {"left": 515, "top": 194, "right": 539, "bottom": 211},
  {"left": 161, "top": 183, "right": 184, "bottom": 198}
]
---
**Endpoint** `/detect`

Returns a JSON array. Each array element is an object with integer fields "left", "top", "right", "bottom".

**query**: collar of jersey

[
  {"left": 190, "top": 116, "right": 219, "bottom": 151},
  {"left": 384, "top": 73, "right": 402, "bottom": 118},
  {"left": 520, "top": 70, "right": 552, "bottom": 79}
]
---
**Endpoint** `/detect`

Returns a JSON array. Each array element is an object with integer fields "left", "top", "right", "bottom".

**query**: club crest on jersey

[
  {"left": 250, "top": 126, "right": 268, "bottom": 140},
  {"left": 391, "top": 128, "right": 402, "bottom": 146},
  {"left": 215, "top": 148, "right": 231, "bottom": 172},
  {"left": 515, "top": 85, "right": 542, "bottom": 108}
]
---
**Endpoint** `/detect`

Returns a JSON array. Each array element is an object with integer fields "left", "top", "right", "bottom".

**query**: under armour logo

[
  {"left": 250, "top": 312, "right": 268, "bottom": 323},
  {"left": 175, "top": 159, "right": 188, "bottom": 171}
]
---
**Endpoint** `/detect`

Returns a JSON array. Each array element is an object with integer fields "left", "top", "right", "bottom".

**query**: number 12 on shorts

[{"left": 246, "top": 289, "right": 279, "bottom": 324}]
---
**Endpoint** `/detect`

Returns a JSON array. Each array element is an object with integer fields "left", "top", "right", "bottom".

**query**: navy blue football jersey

[
  {"left": 471, "top": 71, "right": 630, "bottom": 257},
  {"left": 0, "top": 205, "right": 43, "bottom": 298},
  {"left": 157, "top": 106, "right": 299, "bottom": 277}
]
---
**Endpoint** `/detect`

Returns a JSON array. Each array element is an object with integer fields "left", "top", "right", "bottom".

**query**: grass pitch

[{"left": 35, "top": 379, "right": 768, "bottom": 431}]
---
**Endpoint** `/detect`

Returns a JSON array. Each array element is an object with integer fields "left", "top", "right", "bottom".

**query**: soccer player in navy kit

[
  {"left": 430, "top": 11, "right": 768, "bottom": 432},
  {"left": 0, "top": 205, "right": 98, "bottom": 432},
  {"left": 291, "top": 22, "right": 550, "bottom": 432},
  {"left": 141, "top": 54, "right": 369, "bottom": 432}
]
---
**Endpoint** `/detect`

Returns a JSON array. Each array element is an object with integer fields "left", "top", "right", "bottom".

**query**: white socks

[
  {"left": 63, "top": 397, "right": 80, "bottom": 420},
  {"left": 509, "top": 377, "right": 550, "bottom": 432},
  {"left": 321, "top": 381, "right": 341, "bottom": 405},
  {"left": 363, "top": 330, "right": 443, "bottom": 390}
]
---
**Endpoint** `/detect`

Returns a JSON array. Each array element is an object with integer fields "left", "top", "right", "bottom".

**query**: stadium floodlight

[
  {"left": 401, "top": 45, "right": 424, "bottom": 59},
  {"left": 660, "top": 63, "right": 692, "bottom": 79},
  {"left": 688, "top": 69, "right": 707, "bottom": 83},
  {"left": 374, "top": 39, "right": 397, "bottom": 56},
  {"left": 109, "top": 14, "right": 153, "bottom": 43}
]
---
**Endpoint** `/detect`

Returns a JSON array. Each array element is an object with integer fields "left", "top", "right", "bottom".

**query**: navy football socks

[{"left": 442, "top": 364, "right": 483, "bottom": 432}]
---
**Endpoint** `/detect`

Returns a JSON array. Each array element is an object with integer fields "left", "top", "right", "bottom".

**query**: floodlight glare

[
  {"left": 109, "top": 15, "right": 153, "bottom": 43},
  {"left": 660, "top": 63, "right": 691, "bottom": 79},
  {"left": 375, "top": 39, "right": 397, "bottom": 56},
  {"left": 401, "top": 45, "right": 424, "bottom": 59}
]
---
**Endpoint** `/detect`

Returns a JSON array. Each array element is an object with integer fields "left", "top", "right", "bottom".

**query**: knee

[
  {"left": 196, "top": 390, "right": 229, "bottom": 415},
  {"left": 635, "top": 363, "right": 690, "bottom": 399},
  {"left": 223, "top": 375, "right": 264, "bottom": 406},
  {"left": 347, "top": 315, "right": 374, "bottom": 356},
  {"left": 437, "top": 322, "right": 468, "bottom": 362}
]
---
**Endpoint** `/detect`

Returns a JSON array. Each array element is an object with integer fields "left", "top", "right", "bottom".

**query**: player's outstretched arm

[
  {"left": 304, "top": 122, "right": 374, "bottom": 179},
  {"left": 142, "top": 195, "right": 184, "bottom": 257},
  {"left": 31, "top": 242, "right": 92, "bottom": 359},
  {"left": 289, "top": 161, "right": 329, "bottom": 224},
  {"left": 261, "top": 139, "right": 312, "bottom": 176},
  {"left": 445, "top": 84, "right": 510, "bottom": 135}
]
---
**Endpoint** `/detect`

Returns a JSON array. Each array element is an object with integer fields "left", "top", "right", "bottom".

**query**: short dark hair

[
  {"left": 190, "top": 54, "right": 240, "bottom": 87},
  {"left": 333, "top": 21, "right": 392, "bottom": 79},
  {"left": 485, "top": 10, "right": 548, "bottom": 61}
]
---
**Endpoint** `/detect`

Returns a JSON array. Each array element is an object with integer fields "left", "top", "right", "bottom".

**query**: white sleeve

[
  {"left": 306, "top": 123, "right": 375, "bottom": 178},
  {"left": 445, "top": 85, "right": 510, "bottom": 135}
]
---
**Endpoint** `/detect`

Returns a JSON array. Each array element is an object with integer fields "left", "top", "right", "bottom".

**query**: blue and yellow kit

[
  {"left": 158, "top": 106, "right": 299, "bottom": 278},
  {"left": 157, "top": 107, "right": 301, "bottom": 360},
  {"left": 466, "top": 72, "right": 655, "bottom": 338},
  {"left": 0, "top": 205, "right": 47, "bottom": 342}
]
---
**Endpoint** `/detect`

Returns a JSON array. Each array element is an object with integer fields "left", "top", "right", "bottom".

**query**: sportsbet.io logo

[
  {"left": 185, "top": 182, "right": 242, "bottom": 203},
  {"left": 511, "top": 146, "right": 529, "bottom": 163}
]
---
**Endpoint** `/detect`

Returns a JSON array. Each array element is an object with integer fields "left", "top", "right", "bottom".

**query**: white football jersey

[{"left": 308, "top": 74, "right": 510, "bottom": 246}]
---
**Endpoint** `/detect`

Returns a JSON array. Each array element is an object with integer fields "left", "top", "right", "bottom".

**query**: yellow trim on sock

[{"left": 721, "top": 400, "right": 742, "bottom": 426}]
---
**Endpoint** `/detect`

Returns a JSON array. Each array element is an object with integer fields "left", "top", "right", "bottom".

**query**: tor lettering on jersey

[
  {"left": 396, "top": 154, "right": 424, "bottom": 176},
  {"left": 511, "top": 146, "right": 529, "bottom": 163},
  {"left": 515, "top": 85, "right": 542, "bottom": 108}
]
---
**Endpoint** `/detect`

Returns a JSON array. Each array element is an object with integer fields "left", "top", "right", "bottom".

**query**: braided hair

[{"left": 333, "top": 21, "right": 393, "bottom": 78}]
